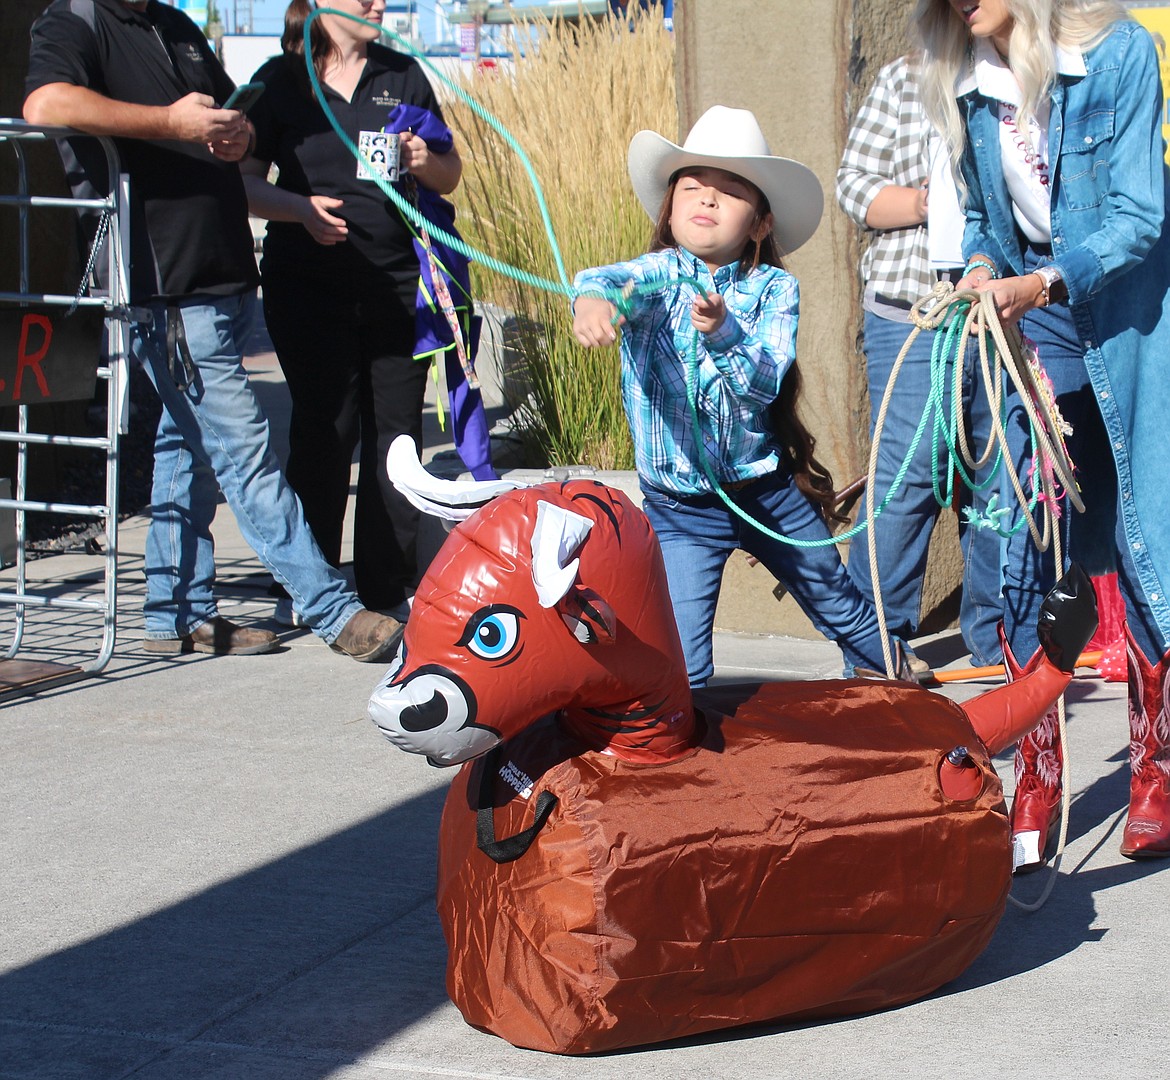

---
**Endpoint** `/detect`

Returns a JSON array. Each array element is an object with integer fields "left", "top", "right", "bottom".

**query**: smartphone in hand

[{"left": 222, "top": 82, "right": 264, "bottom": 113}]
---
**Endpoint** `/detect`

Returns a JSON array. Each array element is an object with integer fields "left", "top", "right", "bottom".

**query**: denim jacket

[{"left": 958, "top": 20, "right": 1170, "bottom": 645}]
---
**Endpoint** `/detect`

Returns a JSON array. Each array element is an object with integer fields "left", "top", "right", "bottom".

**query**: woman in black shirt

[{"left": 242, "top": 0, "right": 462, "bottom": 621}]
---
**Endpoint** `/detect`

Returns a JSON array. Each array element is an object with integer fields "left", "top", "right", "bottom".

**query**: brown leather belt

[{"left": 723, "top": 477, "right": 756, "bottom": 491}]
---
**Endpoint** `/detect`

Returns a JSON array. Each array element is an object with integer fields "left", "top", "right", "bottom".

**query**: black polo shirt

[
  {"left": 25, "top": 0, "right": 259, "bottom": 303},
  {"left": 248, "top": 45, "right": 442, "bottom": 286}
]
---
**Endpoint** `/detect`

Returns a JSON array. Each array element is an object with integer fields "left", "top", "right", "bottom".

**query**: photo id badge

[{"left": 357, "top": 130, "right": 400, "bottom": 183}]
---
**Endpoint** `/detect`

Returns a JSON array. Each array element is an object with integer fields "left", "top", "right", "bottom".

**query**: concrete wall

[{"left": 675, "top": 0, "right": 964, "bottom": 639}]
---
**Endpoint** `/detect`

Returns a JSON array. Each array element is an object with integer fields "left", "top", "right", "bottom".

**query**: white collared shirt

[
  {"left": 959, "top": 38, "right": 1087, "bottom": 243},
  {"left": 927, "top": 133, "right": 965, "bottom": 266}
]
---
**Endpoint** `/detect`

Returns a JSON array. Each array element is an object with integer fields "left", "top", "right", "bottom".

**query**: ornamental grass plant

[{"left": 447, "top": 7, "right": 676, "bottom": 470}]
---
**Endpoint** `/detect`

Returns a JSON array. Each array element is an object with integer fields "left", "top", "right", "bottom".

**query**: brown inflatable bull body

[{"left": 369, "top": 439, "right": 1089, "bottom": 1054}]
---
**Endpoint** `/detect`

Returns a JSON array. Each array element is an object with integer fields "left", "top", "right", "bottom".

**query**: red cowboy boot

[
  {"left": 1001, "top": 623, "right": 1064, "bottom": 874},
  {"left": 1120, "top": 623, "right": 1170, "bottom": 858},
  {"left": 963, "top": 567, "right": 1096, "bottom": 871}
]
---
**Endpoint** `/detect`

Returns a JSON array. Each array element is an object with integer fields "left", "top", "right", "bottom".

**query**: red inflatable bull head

[{"left": 369, "top": 442, "right": 696, "bottom": 766}]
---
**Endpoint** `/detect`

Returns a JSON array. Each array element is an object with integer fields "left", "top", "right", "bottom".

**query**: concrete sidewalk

[{"left": 1, "top": 334, "right": 1167, "bottom": 1080}]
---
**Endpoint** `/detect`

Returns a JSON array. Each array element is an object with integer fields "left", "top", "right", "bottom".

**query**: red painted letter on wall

[{"left": 15, "top": 314, "right": 52, "bottom": 400}]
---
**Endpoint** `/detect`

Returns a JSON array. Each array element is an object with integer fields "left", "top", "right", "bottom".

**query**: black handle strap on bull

[{"left": 475, "top": 746, "right": 557, "bottom": 864}]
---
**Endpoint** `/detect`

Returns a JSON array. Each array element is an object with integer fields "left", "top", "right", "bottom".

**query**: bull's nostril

[{"left": 400, "top": 690, "right": 450, "bottom": 733}]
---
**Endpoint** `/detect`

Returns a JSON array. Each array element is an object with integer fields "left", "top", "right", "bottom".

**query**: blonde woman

[{"left": 917, "top": 0, "right": 1170, "bottom": 865}]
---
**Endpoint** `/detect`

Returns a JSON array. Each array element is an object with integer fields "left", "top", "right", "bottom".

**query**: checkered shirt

[
  {"left": 836, "top": 54, "right": 938, "bottom": 305},
  {"left": 573, "top": 248, "right": 797, "bottom": 496}
]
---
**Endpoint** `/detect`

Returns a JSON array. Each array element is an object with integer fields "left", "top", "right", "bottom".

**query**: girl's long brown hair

[
  {"left": 649, "top": 172, "right": 846, "bottom": 525},
  {"left": 282, "top": 0, "right": 341, "bottom": 95}
]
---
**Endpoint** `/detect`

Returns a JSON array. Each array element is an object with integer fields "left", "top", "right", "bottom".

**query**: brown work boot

[
  {"left": 329, "top": 610, "right": 404, "bottom": 663},
  {"left": 143, "top": 616, "right": 279, "bottom": 656}
]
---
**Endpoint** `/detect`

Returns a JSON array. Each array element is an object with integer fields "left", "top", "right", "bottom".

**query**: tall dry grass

[{"left": 447, "top": 7, "right": 676, "bottom": 469}]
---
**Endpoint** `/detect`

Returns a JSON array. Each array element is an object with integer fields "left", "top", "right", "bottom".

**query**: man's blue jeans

[
  {"left": 641, "top": 471, "right": 889, "bottom": 687},
  {"left": 848, "top": 310, "right": 1004, "bottom": 665},
  {"left": 132, "top": 292, "right": 362, "bottom": 643}
]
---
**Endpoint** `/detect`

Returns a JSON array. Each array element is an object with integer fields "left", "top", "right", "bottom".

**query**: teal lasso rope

[
  {"left": 298, "top": 9, "right": 1025, "bottom": 551},
  {"left": 304, "top": 8, "right": 572, "bottom": 294}
]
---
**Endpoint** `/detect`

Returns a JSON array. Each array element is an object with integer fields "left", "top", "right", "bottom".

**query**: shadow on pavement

[
  {"left": 0, "top": 787, "right": 451, "bottom": 1079},
  {"left": 948, "top": 852, "right": 1168, "bottom": 993}
]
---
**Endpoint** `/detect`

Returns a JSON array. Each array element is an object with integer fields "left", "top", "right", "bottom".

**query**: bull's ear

[
  {"left": 530, "top": 500, "right": 594, "bottom": 607},
  {"left": 558, "top": 586, "right": 617, "bottom": 645}
]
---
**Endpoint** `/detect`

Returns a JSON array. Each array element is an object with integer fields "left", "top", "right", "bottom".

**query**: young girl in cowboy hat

[{"left": 573, "top": 105, "right": 899, "bottom": 688}]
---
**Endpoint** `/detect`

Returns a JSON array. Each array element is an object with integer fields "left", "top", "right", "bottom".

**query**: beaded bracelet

[{"left": 963, "top": 257, "right": 998, "bottom": 279}]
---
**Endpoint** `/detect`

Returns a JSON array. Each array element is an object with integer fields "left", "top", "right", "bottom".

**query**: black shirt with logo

[
  {"left": 25, "top": 0, "right": 259, "bottom": 303},
  {"left": 248, "top": 45, "right": 443, "bottom": 289}
]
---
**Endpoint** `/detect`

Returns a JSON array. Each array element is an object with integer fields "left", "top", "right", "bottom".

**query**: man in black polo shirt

[{"left": 24, "top": 0, "right": 404, "bottom": 661}]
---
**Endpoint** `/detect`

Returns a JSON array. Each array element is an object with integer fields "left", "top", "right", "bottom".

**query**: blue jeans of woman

[
  {"left": 132, "top": 291, "right": 363, "bottom": 643},
  {"left": 1004, "top": 246, "right": 1160, "bottom": 661},
  {"left": 641, "top": 471, "right": 889, "bottom": 687},
  {"left": 848, "top": 310, "right": 1004, "bottom": 664}
]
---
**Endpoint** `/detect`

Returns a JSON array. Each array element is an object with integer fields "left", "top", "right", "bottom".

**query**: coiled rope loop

[
  {"left": 888, "top": 283, "right": 1077, "bottom": 912},
  {"left": 868, "top": 280, "right": 1081, "bottom": 678}
]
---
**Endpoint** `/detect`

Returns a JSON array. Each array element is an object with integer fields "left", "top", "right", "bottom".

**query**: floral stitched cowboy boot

[
  {"left": 1002, "top": 623, "right": 1064, "bottom": 874},
  {"left": 1120, "top": 622, "right": 1170, "bottom": 859},
  {"left": 967, "top": 568, "right": 1096, "bottom": 872}
]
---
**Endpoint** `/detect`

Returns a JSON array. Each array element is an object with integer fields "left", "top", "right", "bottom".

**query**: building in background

[
  {"left": 161, "top": 0, "right": 253, "bottom": 34},
  {"left": 170, "top": 0, "right": 209, "bottom": 27},
  {"left": 161, "top": 1, "right": 671, "bottom": 63},
  {"left": 384, "top": 1, "right": 423, "bottom": 46},
  {"left": 436, "top": 0, "right": 670, "bottom": 60}
]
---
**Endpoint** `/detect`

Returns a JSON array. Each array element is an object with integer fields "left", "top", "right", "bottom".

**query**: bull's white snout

[{"left": 368, "top": 665, "right": 500, "bottom": 766}]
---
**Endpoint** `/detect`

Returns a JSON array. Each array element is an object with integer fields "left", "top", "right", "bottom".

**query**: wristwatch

[{"left": 1033, "top": 264, "right": 1066, "bottom": 307}]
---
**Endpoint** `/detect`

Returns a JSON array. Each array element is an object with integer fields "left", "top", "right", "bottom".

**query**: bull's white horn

[
  {"left": 385, "top": 434, "right": 526, "bottom": 522},
  {"left": 531, "top": 500, "right": 594, "bottom": 608}
]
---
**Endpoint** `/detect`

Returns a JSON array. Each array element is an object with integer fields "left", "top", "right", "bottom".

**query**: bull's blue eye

[{"left": 459, "top": 605, "right": 524, "bottom": 662}]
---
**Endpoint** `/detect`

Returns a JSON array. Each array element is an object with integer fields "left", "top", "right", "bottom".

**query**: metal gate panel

[{"left": 0, "top": 119, "right": 132, "bottom": 700}]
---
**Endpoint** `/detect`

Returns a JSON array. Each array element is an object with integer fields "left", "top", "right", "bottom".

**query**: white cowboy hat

[{"left": 627, "top": 105, "right": 824, "bottom": 256}]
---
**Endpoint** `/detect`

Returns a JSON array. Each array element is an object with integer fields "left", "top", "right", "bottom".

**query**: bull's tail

[{"left": 960, "top": 566, "right": 1098, "bottom": 755}]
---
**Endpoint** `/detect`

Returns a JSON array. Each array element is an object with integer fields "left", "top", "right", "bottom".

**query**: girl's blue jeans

[
  {"left": 133, "top": 291, "right": 362, "bottom": 642},
  {"left": 641, "top": 470, "right": 889, "bottom": 687}
]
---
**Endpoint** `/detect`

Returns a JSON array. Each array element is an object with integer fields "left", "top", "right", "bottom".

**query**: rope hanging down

[
  {"left": 868, "top": 282, "right": 1079, "bottom": 913},
  {"left": 866, "top": 280, "right": 1081, "bottom": 678}
]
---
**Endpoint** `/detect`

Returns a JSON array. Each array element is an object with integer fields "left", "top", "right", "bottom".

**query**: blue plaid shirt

[{"left": 573, "top": 248, "right": 798, "bottom": 495}]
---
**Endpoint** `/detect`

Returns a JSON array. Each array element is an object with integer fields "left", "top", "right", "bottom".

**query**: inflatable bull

[{"left": 368, "top": 437, "right": 1096, "bottom": 1055}]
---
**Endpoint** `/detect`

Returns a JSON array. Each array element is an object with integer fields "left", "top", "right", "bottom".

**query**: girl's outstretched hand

[
  {"left": 691, "top": 292, "right": 726, "bottom": 334},
  {"left": 573, "top": 295, "right": 623, "bottom": 347}
]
